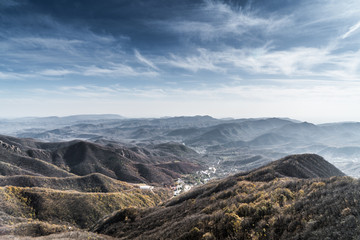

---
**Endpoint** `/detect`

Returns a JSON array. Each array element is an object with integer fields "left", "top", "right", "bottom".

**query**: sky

[{"left": 1, "top": 0, "right": 360, "bottom": 123}]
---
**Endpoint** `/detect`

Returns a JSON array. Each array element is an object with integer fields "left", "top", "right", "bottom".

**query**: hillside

[
  {"left": 0, "top": 173, "right": 133, "bottom": 192},
  {"left": 240, "top": 154, "right": 345, "bottom": 182},
  {"left": 94, "top": 154, "right": 355, "bottom": 240},
  {"left": 0, "top": 134, "right": 204, "bottom": 238},
  {"left": 0, "top": 136, "right": 202, "bottom": 185},
  {"left": 0, "top": 184, "right": 171, "bottom": 238}
]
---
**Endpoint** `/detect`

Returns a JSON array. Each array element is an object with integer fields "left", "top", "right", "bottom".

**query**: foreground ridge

[{"left": 94, "top": 154, "right": 354, "bottom": 240}]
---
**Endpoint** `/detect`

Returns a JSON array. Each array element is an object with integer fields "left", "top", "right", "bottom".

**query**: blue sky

[{"left": 1, "top": 0, "right": 360, "bottom": 122}]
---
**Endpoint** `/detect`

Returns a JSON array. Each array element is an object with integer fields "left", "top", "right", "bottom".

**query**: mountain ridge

[
  {"left": 238, "top": 154, "right": 345, "bottom": 182},
  {"left": 93, "top": 154, "right": 350, "bottom": 240},
  {"left": 0, "top": 135, "right": 202, "bottom": 185}
]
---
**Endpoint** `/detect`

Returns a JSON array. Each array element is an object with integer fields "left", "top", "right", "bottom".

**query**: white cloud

[
  {"left": 165, "top": 44, "right": 360, "bottom": 80},
  {"left": 342, "top": 21, "right": 360, "bottom": 39},
  {"left": 166, "top": 49, "right": 224, "bottom": 72},
  {"left": 152, "top": 0, "right": 289, "bottom": 41},
  {"left": 32, "top": 85, "right": 117, "bottom": 98},
  {"left": 0, "top": 71, "right": 32, "bottom": 80},
  {"left": 81, "top": 64, "right": 158, "bottom": 77},
  {"left": 134, "top": 49, "right": 159, "bottom": 70},
  {"left": 59, "top": 86, "right": 89, "bottom": 91},
  {"left": 39, "top": 69, "right": 75, "bottom": 76},
  {"left": 10, "top": 37, "right": 83, "bottom": 52},
  {"left": 221, "top": 46, "right": 332, "bottom": 76}
]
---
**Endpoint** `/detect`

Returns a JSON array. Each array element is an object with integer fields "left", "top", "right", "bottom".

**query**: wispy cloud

[
  {"left": 39, "top": 69, "right": 76, "bottom": 76},
  {"left": 81, "top": 64, "right": 158, "bottom": 78},
  {"left": 0, "top": 0, "right": 20, "bottom": 8},
  {"left": 134, "top": 49, "right": 159, "bottom": 70},
  {"left": 152, "top": 0, "right": 289, "bottom": 41},
  {"left": 32, "top": 85, "right": 116, "bottom": 98},
  {"left": 0, "top": 20, "right": 157, "bottom": 80},
  {"left": 33, "top": 79, "right": 360, "bottom": 101},
  {"left": 166, "top": 49, "right": 224, "bottom": 72},
  {"left": 31, "top": 84, "right": 168, "bottom": 99},
  {"left": 165, "top": 43, "right": 360, "bottom": 80},
  {"left": 0, "top": 71, "right": 32, "bottom": 80},
  {"left": 342, "top": 21, "right": 360, "bottom": 39},
  {"left": 9, "top": 37, "right": 84, "bottom": 51}
]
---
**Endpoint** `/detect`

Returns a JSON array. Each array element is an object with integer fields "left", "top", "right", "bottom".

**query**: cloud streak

[
  {"left": 152, "top": 0, "right": 289, "bottom": 42},
  {"left": 165, "top": 44, "right": 360, "bottom": 80},
  {"left": 134, "top": 50, "right": 159, "bottom": 70},
  {"left": 342, "top": 21, "right": 360, "bottom": 39}
]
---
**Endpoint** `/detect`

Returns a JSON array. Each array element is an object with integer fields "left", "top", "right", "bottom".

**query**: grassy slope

[
  {"left": 1, "top": 231, "right": 116, "bottom": 240},
  {"left": 93, "top": 154, "right": 355, "bottom": 240},
  {"left": 0, "top": 185, "right": 171, "bottom": 238},
  {"left": 0, "top": 173, "right": 134, "bottom": 192},
  {"left": 95, "top": 176, "right": 360, "bottom": 240}
]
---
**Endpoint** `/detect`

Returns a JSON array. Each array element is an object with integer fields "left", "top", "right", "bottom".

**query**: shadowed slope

[
  {"left": 0, "top": 173, "right": 133, "bottom": 192},
  {"left": 0, "top": 135, "right": 202, "bottom": 185},
  {"left": 0, "top": 147, "right": 74, "bottom": 178},
  {"left": 51, "top": 141, "right": 201, "bottom": 185}
]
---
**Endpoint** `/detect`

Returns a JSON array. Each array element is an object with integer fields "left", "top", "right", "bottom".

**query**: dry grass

[
  {"left": 0, "top": 185, "right": 171, "bottom": 237},
  {"left": 1, "top": 231, "right": 116, "bottom": 240},
  {"left": 95, "top": 175, "right": 360, "bottom": 240}
]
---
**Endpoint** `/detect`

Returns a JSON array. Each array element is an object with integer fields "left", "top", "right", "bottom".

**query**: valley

[{"left": 1, "top": 115, "right": 360, "bottom": 239}]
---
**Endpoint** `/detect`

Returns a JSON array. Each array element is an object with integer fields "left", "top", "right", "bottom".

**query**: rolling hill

[
  {"left": 0, "top": 135, "right": 202, "bottom": 185},
  {"left": 93, "top": 154, "right": 351, "bottom": 240},
  {"left": 0, "top": 134, "right": 197, "bottom": 238}
]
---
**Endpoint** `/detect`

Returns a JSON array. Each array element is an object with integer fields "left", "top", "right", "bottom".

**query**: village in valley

[
  {"left": 134, "top": 166, "right": 217, "bottom": 196},
  {"left": 171, "top": 166, "right": 217, "bottom": 196}
]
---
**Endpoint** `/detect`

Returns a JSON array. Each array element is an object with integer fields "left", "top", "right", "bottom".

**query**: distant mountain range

[{"left": 3, "top": 115, "right": 360, "bottom": 177}]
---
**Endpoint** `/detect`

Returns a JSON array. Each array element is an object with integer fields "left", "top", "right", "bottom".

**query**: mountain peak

[{"left": 240, "top": 154, "right": 345, "bottom": 181}]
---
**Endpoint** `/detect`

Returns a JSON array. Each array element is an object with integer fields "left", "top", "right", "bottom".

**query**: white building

[{"left": 139, "top": 185, "right": 154, "bottom": 190}]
